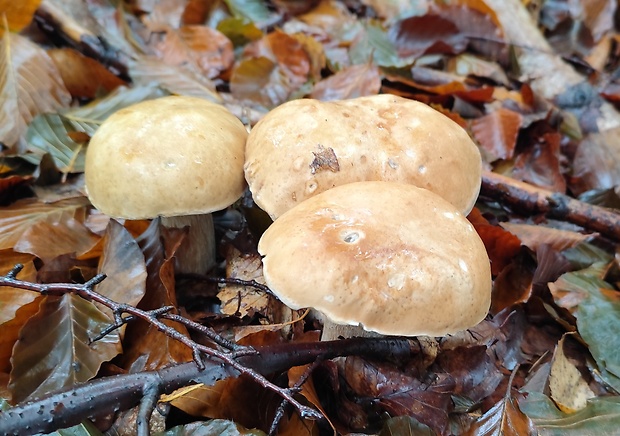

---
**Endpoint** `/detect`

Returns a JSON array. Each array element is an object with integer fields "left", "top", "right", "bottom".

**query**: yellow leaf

[{"left": 0, "top": 0, "right": 43, "bottom": 36}]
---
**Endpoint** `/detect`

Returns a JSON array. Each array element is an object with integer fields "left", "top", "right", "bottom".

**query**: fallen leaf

[
  {"left": 8, "top": 293, "right": 122, "bottom": 403},
  {"left": 0, "top": 0, "right": 42, "bottom": 35},
  {"left": 471, "top": 108, "right": 523, "bottom": 161},
  {"left": 0, "top": 32, "right": 71, "bottom": 153},
  {"left": 47, "top": 48, "right": 126, "bottom": 98},
  {"left": 500, "top": 223, "right": 594, "bottom": 252},
  {"left": 311, "top": 63, "right": 381, "bottom": 101}
]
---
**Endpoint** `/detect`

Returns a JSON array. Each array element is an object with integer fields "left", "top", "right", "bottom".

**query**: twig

[
  {"left": 480, "top": 171, "right": 620, "bottom": 240},
  {"left": 178, "top": 272, "right": 276, "bottom": 297},
  {"left": 0, "top": 338, "right": 416, "bottom": 435},
  {"left": 0, "top": 267, "right": 317, "bottom": 421}
]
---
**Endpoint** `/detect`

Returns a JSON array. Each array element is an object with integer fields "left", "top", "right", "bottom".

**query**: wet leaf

[
  {"left": 0, "top": 0, "right": 43, "bottom": 35},
  {"left": 161, "top": 418, "right": 267, "bottom": 435},
  {"left": 9, "top": 293, "right": 122, "bottom": 402},
  {"left": 520, "top": 392, "right": 620, "bottom": 435},
  {"left": 0, "top": 296, "right": 40, "bottom": 375},
  {"left": 130, "top": 57, "right": 222, "bottom": 102},
  {"left": 471, "top": 108, "right": 523, "bottom": 161},
  {"left": 500, "top": 223, "right": 594, "bottom": 253},
  {"left": 549, "top": 334, "right": 596, "bottom": 413},
  {"left": 388, "top": 13, "right": 465, "bottom": 58},
  {"left": 571, "top": 128, "right": 620, "bottom": 195},
  {"left": 95, "top": 220, "right": 147, "bottom": 311},
  {"left": 512, "top": 130, "right": 566, "bottom": 193},
  {"left": 551, "top": 266, "right": 620, "bottom": 383},
  {"left": 0, "top": 197, "right": 90, "bottom": 250},
  {"left": 217, "top": 17, "right": 263, "bottom": 47},
  {"left": 231, "top": 30, "right": 310, "bottom": 108},
  {"left": 223, "top": 0, "right": 280, "bottom": 27},
  {"left": 151, "top": 25, "right": 234, "bottom": 79},
  {"left": 119, "top": 221, "right": 193, "bottom": 372},
  {"left": 0, "top": 32, "right": 71, "bottom": 153},
  {"left": 0, "top": 251, "right": 37, "bottom": 324},
  {"left": 47, "top": 48, "right": 126, "bottom": 99},
  {"left": 379, "top": 415, "right": 434, "bottom": 436},
  {"left": 343, "top": 356, "right": 454, "bottom": 433},
  {"left": 14, "top": 213, "right": 98, "bottom": 262},
  {"left": 465, "top": 387, "right": 536, "bottom": 435},
  {"left": 310, "top": 63, "right": 380, "bottom": 100}
]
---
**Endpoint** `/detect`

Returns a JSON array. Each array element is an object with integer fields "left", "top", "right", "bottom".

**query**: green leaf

[
  {"left": 24, "top": 84, "right": 168, "bottom": 170},
  {"left": 222, "top": 0, "right": 278, "bottom": 27},
  {"left": 158, "top": 419, "right": 266, "bottom": 436},
  {"left": 350, "top": 20, "right": 414, "bottom": 68},
  {"left": 520, "top": 392, "right": 620, "bottom": 435},
  {"left": 553, "top": 265, "right": 620, "bottom": 388},
  {"left": 8, "top": 293, "right": 122, "bottom": 402},
  {"left": 379, "top": 415, "right": 435, "bottom": 435},
  {"left": 52, "top": 420, "right": 103, "bottom": 435},
  {"left": 216, "top": 17, "right": 263, "bottom": 47}
]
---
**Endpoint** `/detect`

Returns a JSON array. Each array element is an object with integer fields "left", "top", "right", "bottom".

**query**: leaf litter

[{"left": 1, "top": 0, "right": 620, "bottom": 434}]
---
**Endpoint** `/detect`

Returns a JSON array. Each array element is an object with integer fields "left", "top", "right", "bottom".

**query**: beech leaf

[
  {"left": 95, "top": 220, "right": 147, "bottom": 310},
  {"left": 0, "top": 0, "right": 43, "bottom": 35},
  {"left": 311, "top": 63, "right": 381, "bottom": 101},
  {"left": 223, "top": 0, "right": 279, "bottom": 27},
  {"left": 0, "top": 32, "right": 71, "bottom": 153},
  {"left": 163, "top": 419, "right": 267, "bottom": 435},
  {"left": 471, "top": 107, "right": 522, "bottom": 161},
  {"left": 520, "top": 392, "right": 620, "bottom": 435},
  {"left": 8, "top": 293, "right": 122, "bottom": 403},
  {"left": 551, "top": 266, "right": 620, "bottom": 384},
  {"left": 0, "top": 197, "right": 91, "bottom": 251}
]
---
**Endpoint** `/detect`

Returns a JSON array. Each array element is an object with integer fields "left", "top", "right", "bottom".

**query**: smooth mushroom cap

[
  {"left": 245, "top": 94, "right": 482, "bottom": 219},
  {"left": 85, "top": 95, "right": 248, "bottom": 219},
  {"left": 258, "top": 181, "right": 492, "bottom": 337}
]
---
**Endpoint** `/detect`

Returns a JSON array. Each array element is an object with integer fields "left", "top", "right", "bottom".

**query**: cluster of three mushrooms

[
  {"left": 244, "top": 95, "right": 492, "bottom": 340},
  {"left": 84, "top": 94, "right": 492, "bottom": 340}
]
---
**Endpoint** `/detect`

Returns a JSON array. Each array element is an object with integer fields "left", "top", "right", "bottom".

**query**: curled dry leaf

[{"left": 0, "top": 32, "right": 71, "bottom": 153}]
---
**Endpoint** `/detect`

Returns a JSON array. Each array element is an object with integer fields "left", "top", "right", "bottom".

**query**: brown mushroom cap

[
  {"left": 258, "top": 181, "right": 492, "bottom": 337},
  {"left": 245, "top": 94, "right": 482, "bottom": 219},
  {"left": 85, "top": 96, "right": 247, "bottom": 219}
]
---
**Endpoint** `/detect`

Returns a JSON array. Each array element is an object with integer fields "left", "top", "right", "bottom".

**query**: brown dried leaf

[
  {"left": 468, "top": 208, "right": 522, "bottom": 276},
  {"left": 500, "top": 223, "right": 594, "bottom": 252},
  {"left": 152, "top": 25, "right": 234, "bottom": 79},
  {"left": 0, "top": 32, "right": 71, "bottom": 153},
  {"left": 0, "top": 296, "right": 40, "bottom": 376},
  {"left": 9, "top": 294, "right": 121, "bottom": 403},
  {"left": 0, "top": 0, "right": 42, "bottom": 35},
  {"left": 491, "top": 250, "right": 536, "bottom": 315},
  {"left": 311, "top": 63, "right": 381, "bottom": 101},
  {"left": 343, "top": 356, "right": 454, "bottom": 434},
  {"left": 47, "top": 48, "right": 126, "bottom": 99},
  {"left": 388, "top": 13, "right": 465, "bottom": 58},
  {"left": 219, "top": 247, "right": 268, "bottom": 318},
  {"left": 512, "top": 129, "right": 566, "bottom": 193},
  {"left": 471, "top": 108, "right": 523, "bottom": 161},
  {"left": 465, "top": 385, "right": 536, "bottom": 435},
  {"left": 231, "top": 30, "right": 310, "bottom": 108},
  {"left": 0, "top": 197, "right": 91, "bottom": 251},
  {"left": 549, "top": 334, "right": 596, "bottom": 413},
  {"left": 14, "top": 214, "right": 100, "bottom": 262},
  {"left": 119, "top": 220, "right": 193, "bottom": 372},
  {"left": 571, "top": 128, "right": 620, "bottom": 195},
  {"left": 0, "top": 251, "right": 37, "bottom": 324}
]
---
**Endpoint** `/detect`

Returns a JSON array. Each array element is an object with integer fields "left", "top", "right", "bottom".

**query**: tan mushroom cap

[
  {"left": 245, "top": 94, "right": 482, "bottom": 219},
  {"left": 85, "top": 96, "right": 248, "bottom": 219},
  {"left": 258, "top": 181, "right": 492, "bottom": 337}
]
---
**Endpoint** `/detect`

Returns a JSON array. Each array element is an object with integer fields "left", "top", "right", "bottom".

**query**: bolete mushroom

[
  {"left": 245, "top": 94, "right": 482, "bottom": 219},
  {"left": 85, "top": 95, "right": 248, "bottom": 273},
  {"left": 258, "top": 181, "right": 492, "bottom": 340}
]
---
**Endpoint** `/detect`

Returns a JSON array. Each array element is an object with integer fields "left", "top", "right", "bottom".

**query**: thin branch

[
  {"left": 0, "top": 338, "right": 416, "bottom": 435},
  {"left": 480, "top": 171, "right": 620, "bottom": 240},
  {"left": 0, "top": 266, "right": 322, "bottom": 420}
]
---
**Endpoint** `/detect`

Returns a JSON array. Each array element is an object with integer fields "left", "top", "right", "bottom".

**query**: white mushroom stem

[
  {"left": 311, "top": 310, "right": 382, "bottom": 341},
  {"left": 161, "top": 214, "right": 216, "bottom": 274}
]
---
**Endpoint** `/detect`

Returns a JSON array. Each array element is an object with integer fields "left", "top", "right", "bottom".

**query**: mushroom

[
  {"left": 85, "top": 95, "right": 248, "bottom": 274},
  {"left": 257, "top": 181, "right": 492, "bottom": 340},
  {"left": 244, "top": 94, "right": 482, "bottom": 220}
]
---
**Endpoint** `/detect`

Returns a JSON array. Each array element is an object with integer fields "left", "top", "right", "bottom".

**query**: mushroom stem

[
  {"left": 161, "top": 214, "right": 216, "bottom": 274},
  {"left": 311, "top": 310, "right": 382, "bottom": 341}
]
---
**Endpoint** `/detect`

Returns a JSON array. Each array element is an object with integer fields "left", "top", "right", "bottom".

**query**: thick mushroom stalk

[
  {"left": 258, "top": 181, "right": 492, "bottom": 339},
  {"left": 84, "top": 96, "right": 247, "bottom": 274}
]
